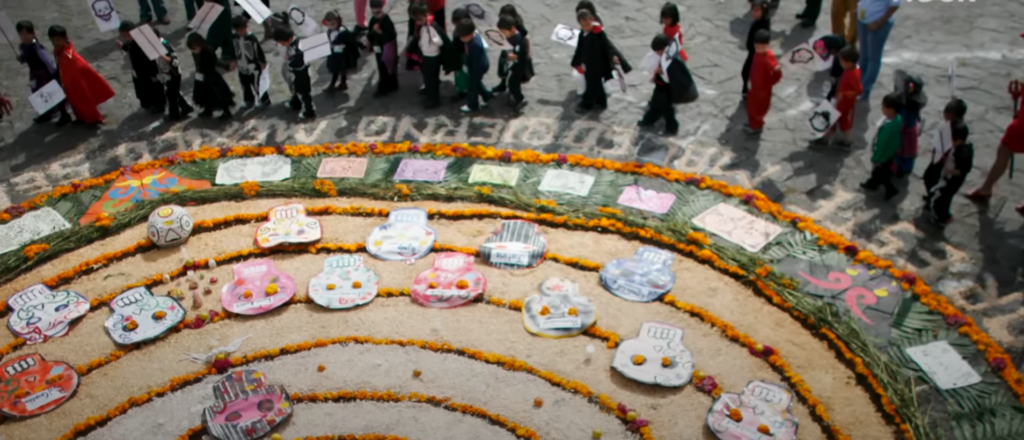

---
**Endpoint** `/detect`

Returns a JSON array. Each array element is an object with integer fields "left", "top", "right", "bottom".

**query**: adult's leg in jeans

[
  {"left": 975, "top": 145, "right": 1014, "bottom": 194},
  {"left": 139, "top": 0, "right": 153, "bottom": 20},
  {"left": 802, "top": 0, "right": 822, "bottom": 22},
  {"left": 860, "top": 19, "right": 893, "bottom": 96},
  {"left": 355, "top": 0, "right": 368, "bottom": 27},
  {"left": 151, "top": 0, "right": 168, "bottom": 19}
]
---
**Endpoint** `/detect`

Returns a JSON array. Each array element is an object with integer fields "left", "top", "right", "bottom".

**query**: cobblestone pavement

[{"left": 1, "top": 0, "right": 1023, "bottom": 359}]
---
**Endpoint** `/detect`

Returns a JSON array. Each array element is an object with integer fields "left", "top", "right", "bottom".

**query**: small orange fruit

[
  {"left": 243, "top": 290, "right": 253, "bottom": 299},
  {"left": 567, "top": 307, "right": 578, "bottom": 316},
  {"left": 327, "top": 284, "right": 336, "bottom": 290},
  {"left": 661, "top": 357, "right": 672, "bottom": 367},
  {"left": 539, "top": 305, "right": 550, "bottom": 316},
  {"left": 429, "top": 281, "right": 438, "bottom": 288},
  {"left": 153, "top": 311, "right": 167, "bottom": 320}
]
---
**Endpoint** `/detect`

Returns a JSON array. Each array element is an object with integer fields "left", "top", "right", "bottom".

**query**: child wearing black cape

[
  {"left": 186, "top": 32, "right": 234, "bottom": 120},
  {"left": 230, "top": 15, "right": 270, "bottom": 109},
  {"left": 368, "top": 0, "right": 399, "bottom": 97},
  {"left": 119, "top": 21, "right": 166, "bottom": 112},
  {"left": 153, "top": 28, "right": 194, "bottom": 121},
  {"left": 324, "top": 11, "right": 360, "bottom": 92},
  {"left": 273, "top": 28, "right": 316, "bottom": 120},
  {"left": 571, "top": 9, "right": 631, "bottom": 112},
  {"left": 638, "top": 34, "right": 698, "bottom": 136},
  {"left": 493, "top": 4, "right": 530, "bottom": 94},
  {"left": 496, "top": 15, "right": 532, "bottom": 109}
]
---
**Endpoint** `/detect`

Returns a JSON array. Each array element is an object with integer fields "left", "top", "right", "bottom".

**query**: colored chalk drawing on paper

[
  {"left": 468, "top": 164, "right": 520, "bottom": 186},
  {"left": 617, "top": 185, "right": 676, "bottom": 214},
  {"left": 221, "top": 259, "right": 296, "bottom": 315},
  {"left": 523, "top": 278, "right": 596, "bottom": 338},
  {"left": 317, "top": 157, "right": 368, "bottom": 178},
  {"left": 203, "top": 370, "right": 293, "bottom": 440},
  {"left": 692, "top": 203, "right": 783, "bottom": 253},
  {"left": 366, "top": 208, "right": 436, "bottom": 262},
  {"left": 905, "top": 341, "right": 983, "bottom": 390},
  {"left": 308, "top": 255, "right": 379, "bottom": 310},
  {"left": 809, "top": 100, "right": 841, "bottom": 137},
  {"left": 538, "top": 169, "right": 595, "bottom": 196},
  {"left": 254, "top": 203, "right": 323, "bottom": 249},
  {"left": 600, "top": 247, "right": 676, "bottom": 302},
  {"left": 611, "top": 322, "right": 694, "bottom": 387},
  {"left": 479, "top": 220, "right": 547, "bottom": 269},
  {"left": 215, "top": 155, "right": 292, "bottom": 185},
  {"left": 87, "top": 0, "right": 121, "bottom": 32},
  {"left": 784, "top": 42, "right": 815, "bottom": 67},
  {"left": 6, "top": 285, "right": 89, "bottom": 345},
  {"left": 0, "top": 207, "right": 71, "bottom": 255},
  {"left": 707, "top": 380, "right": 799, "bottom": 440},
  {"left": 0, "top": 354, "right": 80, "bottom": 418},
  {"left": 103, "top": 287, "right": 185, "bottom": 345},
  {"left": 411, "top": 253, "right": 487, "bottom": 308},
  {"left": 393, "top": 159, "right": 449, "bottom": 182}
]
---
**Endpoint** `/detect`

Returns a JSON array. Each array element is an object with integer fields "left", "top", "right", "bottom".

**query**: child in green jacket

[{"left": 860, "top": 92, "right": 903, "bottom": 200}]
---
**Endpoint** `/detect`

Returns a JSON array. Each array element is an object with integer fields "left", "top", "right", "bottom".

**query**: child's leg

[
  {"left": 509, "top": 73, "right": 524, "bottom": 104},
  {"left": 741, "top": 52, "right": 753, "bottom": 95},
  {"left": 239, "top": 73, "right": 256, "bottom": 105},
  {"left": 932, "top": 180, "right": 962, "bottom": 221},
  {"left": 327, "top": 72, "right": 339, "bottom": 89},
  {"left": 294, "top": 72, "right": 315, "bottom": 116},
  {"left": 465, "top": 74, "right": 481, "bottom": 110},
  {"left": 354, "top": 0, "right": 369, "bottom": 27},
  {"left": 165, "top": 77, "right": 181, "bottom": 117},
  {"left": 422, "top": 56, "right": 441, "bottom": 106}
]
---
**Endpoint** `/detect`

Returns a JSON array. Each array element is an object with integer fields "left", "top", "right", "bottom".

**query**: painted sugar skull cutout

[
  {"left": 308, "top": 255, "right": 379, "bottom": 309},
  {"left": 255, "top": 204, "right": 323, "bottom": 249},
  {"left": 7, "top": 284, "right": 89, "bottom": 345},
  {"left": 411, "top": 252, "right": 486, "bottom": 308},
  {"left": 479, "top": 220, "right": 547, "bottom": 269},
  {"left": 104, "top": 287, "right": 185, "bottom": 345},
  {"left": 366, "top": 208, "right": 436, "bottom": 262},
  {"left": 612, "top": 322, "right": 694, "bottom": 387},
  {"left": 147, "top": 205, "right": 194, "bottom": 247},
  {"left": 0, "top": 354, "right": 79, "bottom": 418},
  {"left": 221, "top": 259, "right": 296, "bottom": 315},
  {"left": 203, "top": 370, "right": 293, "bottom": 440},
  {"left": 600, "top": 247, "right": 676, "bottom": 302},
  {"left": 523, "top": 278, "right": 596, "bottom": 338},
  {"left": 707, "top": 380, "right": 799, "bottom": 440}
]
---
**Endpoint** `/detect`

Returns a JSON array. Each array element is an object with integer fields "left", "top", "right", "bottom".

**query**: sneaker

[
  {"left": 459, "top": 105, "right": 474, "bottom": 113},
  {"left": 418, "top": 85, "right": 427, "bottom": 94},
  {"left": 241, "top": 101, "right": 255, "bottom": 110},
  {"left": 217, "top": 109, "right": 232, "bottom": 120},
  {"left": 198, "top": 109, "right": 214, "bottom": 118},
  {"left": 884, "top": 189, "right": 899, "bottom": 201},
  {"left": 298, "top": 111, "right": 316, "bottom": 120}
]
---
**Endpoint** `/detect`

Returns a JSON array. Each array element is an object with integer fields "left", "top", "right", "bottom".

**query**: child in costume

[
  {"left": 186, "top": 32, "right": 234, "bottom": 120},
  {"left": 860, "top": 93, "right": 904, "bottom": 200},
  {"left": 811, "top": 45, "right": 861, "bottom": 148},
  {"left": 638, "top": 34, "right": 698, "bottom": 136},
  {"left": 493, "top": 4, "right": 530, "bottom": 94},
  {"left": 449, "top": 8, "right": 473, "bottom": 102},
  {"left": 48, "top": 25, "right": 115, "bottom": 125},
  {"left": 923, "top": 98, "right": 967, "bottom": 204},
  {"left": 408, "top": 2, "right": 445, "bottom": 108},
  {"left": 741, "top": 0, "right": 771, "bottom": 98},
  {"left": 119, "top": 21, "right": 166, "bottom": 112},
  {"left": 575, "top": 0, "right": 601, "bottom": 24},
  {"left": 660, "top": 3, "right": 688, "bottom": 61},
  {"left": 368, "top": 0, "right": 399, "bottom": 97},
  {"left": 273, "top": 28, "right": 316, "bottom": 120},
  {"left": 152, "top": 28, "right": 194, "bottom": 121},
  {"left": 815, "top": 34, "right": 847, "bottom": 101},
  {"left": 456, "top": 20, "right": 492, "bottom": 113},
  {"left": 571, "top": 9, "right": 631, "bottom": 112},
  {"left": 496, "top": 14, "right": 533, "bottom": 110},
  {"left": 231, "top": 15, "right": 270, "bottom": 108},
  {"left": 926, "top": 121, "right": 972, "bottom": 226},
  {"left": 16, "top": 20, "right": 70, "bottom": 124},
  {"left": 324, "top": 11, "right": 359, "bottom": 92},
  {"left": 745, "top": 29, "right": 781, "bottom": 135},
  {"left": 894, "top": 72, "right": 927, "bottom": 177}
]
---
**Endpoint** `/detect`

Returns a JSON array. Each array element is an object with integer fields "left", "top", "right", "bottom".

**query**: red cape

[{"left": 55, "top": 42, "right": 115, "bottom": 123}]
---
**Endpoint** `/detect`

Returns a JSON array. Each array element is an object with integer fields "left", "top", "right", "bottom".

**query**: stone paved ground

[{"left": 1, "top": 0, "right": 1023, "bottom": 360}]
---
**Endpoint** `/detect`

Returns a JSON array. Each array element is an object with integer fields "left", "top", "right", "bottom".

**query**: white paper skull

[
  {"left": 92, "top": 0, "right": 115, "bottom": 20},
  {"left": 147, "top": 205, "right": 194, "bottom": 247}
]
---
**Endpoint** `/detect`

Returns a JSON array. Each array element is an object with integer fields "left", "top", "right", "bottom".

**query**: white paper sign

[
  {"left": 288, "top": 4, "right": 319, "bottom": 37},
  {"left": 948, "top": 61, "right": 957, "bottom": 97},
  {"left": 538, "top": 169, "right": 595, "bottom": 196},
  {"left": 931, "top": 122, "right": 953, "bottom": 164},
  {"left": 0, "top": 11, "right": 18, "bottom": 51},
  {"left": 22, "top": 386, "right": 67, "bottom": 411},
  {"left": 215, "top": 154, "right": 292, "bottom": 185},
  {"left": 640, "top": 51, "right": 659, "bottom": 75},
  {"left": 235, "top": 0, "right": 272, "bottom": 24},
  {"left": 298, "top": 32, "right": 331, "bottom": 61},
  {"left": 808, "top": 99, "right": 841, "bottom": 137},
  {"left": 692, "top": 203, "right": 783, "bottom": 253},
  {"left": 129, "top": 24, "right": 167, "bottom": 61},
  {"left": 258, "top": 66, "right": 271, "bottom": 96},
  {"left": 551, "top": 24, "right": 580, "bottom": 48},
  {"left": 29, "top": 80, "right": 65, "bottom": 115},
  {"left": 87, "top": 0, "right": 121, "bottom": 32},
  {"left": 0, "top": 208, "right": 72, "bottom": 254},
  {"left": 905, "top": 341, "right": 982, "bottom": 390},
  {"left": 189, "top": 2, "right": 224, "bottom": 38},
  {"left": 615, "top": 64, "right": 627, "bottom": 93}
]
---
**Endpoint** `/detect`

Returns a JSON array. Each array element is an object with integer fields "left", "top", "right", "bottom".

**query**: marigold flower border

[{"left": 176, "top": 428, "right": 411, "bottom": 440}]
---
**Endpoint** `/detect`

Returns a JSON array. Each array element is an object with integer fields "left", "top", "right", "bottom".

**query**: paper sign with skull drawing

[
  {"left": 522, "top": 278, "right": 596, "bottom": 338},
  {"left": 221, "top": 260, "right": 296, "bottom": 315},
  {"left": 612, "top": 322, "right": 694, "bottom": 387},
  {"left": 87, "top": 0, "right": 121, "bottom": 32},
  {"left": 366, "top": 208, "right": 436, "bottom": 262},
  {"left": 104, "top": 287, "right": 185, "bottom": 345},
  {"left": 411, "top": 253, "right": 487, "bottom": 308},
  {"left": 600, "top": 247, "right": 676, "bottom": 302},
  {"left": 203, "top": 370, "right": 293, "bottom": 440},
  {"left": 0, "top": 354, "right": 79, "bottom": 418},
  {"left": 255, "top": 203, "right": 323, "bottom": 249},
  {"left": 706, "top": 380, "right": 799, "bottom": 440},
  {"left": 7, "top": 284, "right": 90, "bottom": 345},
  {"left": 479, "top": 220, "right": 547, "bottom": 269},
  {"left": 308, "top": 256, "right": 379, "bottom": 309}
]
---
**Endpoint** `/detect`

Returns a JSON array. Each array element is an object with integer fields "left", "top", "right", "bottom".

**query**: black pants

[
  {"left": 931, "top": 177, "right": 965, "bottom": 222},
  {"left": 800, "top": 0, "right": 822, "bottom": 22},
  {"left": 134, "top": 76, "right": 166, "bottom": 110},
  {"left": 289, "top": 70, "right": 315, "bottom": 115},
  {"left": 582, "top": 72, "right": 607, "bottom": 108},
  {"left": 239, "top": 72, "right": 270, "bottom": 105},
  {"left": 432, "top": 6, "right": 446, "bottom": 32},
  {"left": 641, "top": 85, "right": 678, "bottom": 131},
  {"left": 374, "top": 54, "right": 399, "bottom": 94},
  {"left": 421, "top": 55, "right": 441, "bottom": 106},
  {"left": 923, "top": 161, "right": 943, "bottom": 196},
  {"left": 741, "top": 51, "right": 753, "bottom": 94},
  {"left": 466, "top": 72, "right": 492, "bottom": 110},
  {"left": 864, "top": 161, "right": 897, "bottom": 195},
  {"left": 165, "top": 76, "right": 193, "bottom": 117},
  {"left": 508, "top": 71, "right": 524, "bottom": 104}
]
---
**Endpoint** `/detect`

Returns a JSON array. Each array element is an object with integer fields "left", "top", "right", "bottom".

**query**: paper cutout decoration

[
  {"left": 254, "top": 203, "right": 323, "bottom": 249},
  {"left": 235, "top": 0, "right": 272, "bottom": 24},
  {"left": 7, "top": 285, "right": 89, "bottom": 345},
  {"left": 215, "top": 154, "right": 292, "bottom": 185},
  {"left": 203, "top": 370, "right": 293, "bottom": 440},
  {"left": 809, "top": 100, "right": 840, "bottom": 136},
  {"left": 905, "top": 341, "right": 982, "bottom": 390},
  {"left": 551, "top": 24, "right": 581, "bottom": 47},
  {"left": 0, "top": 354, "right": 79, "bottom": 418},
  {"left": 707, "top": 380, "right": 799, "bottom": 440},
  {"left": 464, "top": 3, "right": 512, "bottom": 50},
  {"left": 366, "top": 208, "right": 436, "bottom": 262},
  {"left": 617, "top": 186, "right": 676, "bottom": 214},
  {"left": 523, "top": 278, "right": 596, "bottom": 338},
  {"left": 29, "top": 80, "right": 65, "bottom": 115},
  {"left": 600, "top": 247, "right": 675, "bottom": 302},
  {"left": 80, "top": 168, "right": 212, "bottom": 226},
  {"left": 221, "top": 259, "right": 296, "bottom": 315},
  {"left": 258, "top": 66, "right": 271, "bottom": 97},
  {"left": 88, "top": 0, "right": 121, "bottom": 32},
  {"left": 147, "top": 205, "right": 194, "bottom": 247},
  {"left": 308, "top": 255, "right": 379, "bottom": 309},
  {"left": 0, "top": 11, "right": 18, "bottom": 51},
  {"left": 288, "top": 4, "right": 319, "bottom": 37},
  {"left": 411, "top": 253, "right": 486, "bottom": 308},
  {"left": 104, "top": 286, "right": 185, "bottom": 345},
  {"left": 692, "top": 203, "right": 783, "bottom": 253},
  {"left": 479, "top": 220, "right": 547, "bottom": 269},
  {"left": 469, "top": 164, "right": 520, "bottom": 186},
  {"left": 129, "top": 24, "right": 166, "bottom": 61},
  {"left": 538, "top": 169, "right": 595, "bottom": 196},
  {"left": 298, "top": 32, "right": 331, "bottom": 61},
  {"left": 317, "top": 157, "right": 368, "bottom": 178},
  {"left": 394, "top": 159, "right": 448, "bottom": 182},
  {"left": 189, "top": 2, "right": 224, "bottom": 38},
  {"left": 0, "top": 207, "right": 71, "bottom": 255},
  {"left": 612, "top": 322, "right": 694, "bottom": 386}
]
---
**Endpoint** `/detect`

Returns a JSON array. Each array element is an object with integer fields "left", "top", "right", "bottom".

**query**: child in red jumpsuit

[
  {"left": 745, "top": 29, "right": 781, "bottom": 135},
  {"left": 811, "top": 45, "right": 861, "bottom": 148}
]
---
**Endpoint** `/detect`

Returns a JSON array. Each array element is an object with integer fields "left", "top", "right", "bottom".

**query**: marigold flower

[
  {"left": 456, "top": 279, "right": 469, "bottom": 289},
  {"left": 153, "top": 311, "right": 166, "bottom": 320},
  {"left": 239, "top": 181, "right": 260, "bottom": 197},
  {"left": 23, "top": 243, "right": 50, "bottom": 259},
  {"left": 539, "top": 305, "right": 550, "bottom": 316},
  {"left": 266, "top": 283, "right": 279, "bottom": 295},
  {"left": 243, "top": 290, "right": 253, "bottom": 299},
  {"left": 757, "top": 424, "right": 771, "bottom": 434},
  {"left": 533, "top": 398, "right": 543, "bottom": 408},
  {"left": 631, "top": 355, "right": 646, "bottom": 365},
  {"left": 125, "top": 320, "right": 138, "bottom": 331},
  {"left": 352, "top": 281, "right": 362, "bottom": 289},
  {"left": 317, "top": 364, "right": 326, "bottom": 372},
  {"left": 661, "top": 357, "right": 671, "bottom": 367},
  {"left": 327, "top": 284, "right": 336, "bottom": 290},
  {"left": 567, "top": 307, "right": 578, "bottom": 316}
]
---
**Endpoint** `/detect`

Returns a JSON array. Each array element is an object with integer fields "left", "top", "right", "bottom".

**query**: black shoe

[
  {"left": 663, "top": 126, "right": 679, "bottom": 136},
  {"left": 796, "top": 12, "right": 806, "bottom": 19},
  {"left": 354, "top": 25, "right": 368, "bottom": 33},
  {"left": 859, "top": 181, "right": 877, "bottom": 191},
  {"left": 884, "top": 189, "right": 899, "bottom": 201},
  {"left": 148, "top": 106, "right": 166, "bottom": 114},
  {"left": 164, "top": 113, "right": 185, "bottom": 122},
  {"left": 450, "top": 93, "right": 466, "bottom": 103},
  {"left": 33, "top": 113, "right": 53, "bottom": 124},
  {"left": 492, "top": 84, "right": 507, "bottom": 93},
  {"left": 373, "top": 88, "right": 396, "bottom": 98},
  {"left": 799, "top": 20, "right": 816, "bottom": 29},
  {"left": 575, "top": 103, "right": 593, "bottom": 113},
  {"left": 56, "top": 114, "right": 72, "bottom": 126},
  {"left": 637, "top": 119, "right": 656, "bottom": 128},
  {"left": 299, "top": 111, "right": 316, "bottom": 120},
  {"left": 181, "top": 105, "right": 194, "bottom": 116},
  {"left": 337, "top": 82, "right": 348, "bottom": 92},
  {"left": 198, "top": 109, "right": 214, "bottom": 118},
  {"left": 217, "top": 109, "right": 232, "bottom": 120}
]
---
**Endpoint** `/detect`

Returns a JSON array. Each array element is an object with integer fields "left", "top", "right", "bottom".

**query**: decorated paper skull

[
  {"left": 479, "top": 220, "right": 547, "bottom": 269},
  {"left": 707, "top": 380, "right": 799, "bottom": 440},
  {"left": 91, "top": 0, "right": 115, "bottom": 21},
  {"left": 366, "top": 208, "right": 436, "bottom": 262},
  {"left": 611, "top": 322, "right": 694, "bottom": 387},
  {"left": 522, "top": 278, "right": 596, "bottom": 338},
  {"left": 308, "top": 256, "right": 379, "bottom": 309},
  {"left": 411, "top": 253, "right": 486, "bottom": 308},
  {"left": 221, "top": 259, "right": 295, "bottom": 315},
  {"left": 147, "top": 205, "right": 194, "bottom": 247},
  {"left": 203, "top": 370, "right": 293, "bottom": 440},
  {"left": 255, "top": 203, "right": 323, "bottom": 249},
  {"left": 0, "top": 354, "right": 80, "bottom": 418},
  {"left": 600, "top": 247, "right": 676, "bottom": 302},
  {"left": 104, "top": 287, "right": 185, "bottom": 345},
  {"left": 7, "top": 284, "right": 89, "bottom": 345}
]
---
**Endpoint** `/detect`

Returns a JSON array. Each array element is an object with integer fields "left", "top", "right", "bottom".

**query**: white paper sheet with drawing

[
  {"left": 692, "top": 203, "right": 783, "bottom": 253},
  {"left": 29, "top": 81, "right": 65, "bottom": 115},
  {"left": 0, "top": 207, "right": 72, "bottom": 254},
  {"left": 905, "top": 341, "right": 982, "bottom": 390},
  {"left": 235, "top": 0, "right": 272, "bottom": 24},
  {"left": 87, "top": 0, "right": 121, "bottom": 32}
]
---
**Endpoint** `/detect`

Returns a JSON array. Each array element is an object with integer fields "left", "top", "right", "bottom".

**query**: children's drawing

[
  {"left": 551, "top": 24, "right": 581, "bottom": 48},
  {"left": 254, "top": 203, "right": 323, "bottom": 249},
  {"left": 600, "top": 247, "right": 676, "bottom": 302},
  {"left": 7, "top": 285, "right": 89, "bottom": 345},
  {"left": 393, "top": 159, "right": 449, "bottom": 182},
  {"left": 365, "top": 208, "right": 436, "bottom": 262},
  {"left": 147, "top": 205, "right": 194, "bottom": 248},
  {"left": 221, "top": 259, "right": 296, "bottom": 315},
  {"left": 203, "top": 370, "right": 293, "bottom": 440},
  {"left": 692, "top": 203, "right": 783, "bottom": 253},
  {"left": 308, "top": 255, "right": 380, "bottom": 309},
  {"left": 612, "top": 322, "right": 694, "bottom": 387},
  {"left": 317, "top": 157, "right": 368, "bottom": 178},
  {"left": 479, "top": 220, "right": 547, "bottom": 269},
  {"left": 905, "top": 341, "right": 983, "bottom": 390},
  {"left": 288, "top": 4, "right": 320, "bottom": 37},
  {"left": 707, "top": 380, "right": 799, "bottom": 440},
  {"left": 104, "top": 287, "right": 185, "bottom": 345},
  {"left": 523, "top": 278, "right": 596, "bottom": 338},
  {"left": 468, "top": 164, "right": 520, "bottom": 186},
  {"left": 88, "top": 0, "right": 121, "bottom": 32},
  {"left": 235, "top": 0, "right": 272, "bottom": 24},
  {"left": 215, "top": 155, "right": 292, "bottom": 185},
  {"left": 298, "top": 32, "right": 331, "bottom": 61},
  {"left": 29, "top": 80, "right": 66, "bottom": 115},
  {"left": 0, "top": 207, "right": 71, "bottom": 255},
  {"left": 617, "top": 185, "right": 676, "bottom": 214},
  {"left": 411, "top": 253, "right": 486, "bottom": 308},
  {"left": 808, "top": 100, "right": 840, "bottom": 136},
  {"left": 79, "top": 168, "right": 211, "bottom": 226},
  {"left": 0, "top": 354, "right": 79, "bottom": 418},
  {"left": 538, "top": 169, "right": 595, "bottom": 196},
  {"left": 188, "top": 2, "right": 224, "bottom": 38}
]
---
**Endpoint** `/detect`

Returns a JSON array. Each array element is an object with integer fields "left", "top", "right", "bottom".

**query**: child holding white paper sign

[
  {"left": 273, "top": 28, "right": 316, "bottom": 120},
  {"left": 926, "top": 121, "right": 973, "bottom": 226},
  {"left": 119, "top": 21, "right": 166, "bottom": 113},
  {"left": 230, "top": 15, "right": 270, "bottom": 108},
  {"left": 571, "top": 9, "right": 630, "bottom": 112},
  {"left": 186, "top": 32, "right": 234, "bottom": 120},
  {"left": 923, "top": 100, "right": 966, "bottom": 207},
  {"left": 16, "top": 21, "right": 70, "bottom": 124},
  {"left": 151, "top": 28, "right": 195, "bottom": 121},
  {"left": 324, "top": 11, "right": 359, "bottom": 93},
  {"left": 368, "top": 0, "right": 399, "bottom": 97}
]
